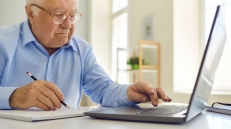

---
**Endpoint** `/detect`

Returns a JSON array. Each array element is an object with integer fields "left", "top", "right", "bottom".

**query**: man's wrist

[
  {"left": 119, "top": 84, "right": 139, "bottom": 106},
  {"left": 9, "top": 88, "right": 18, "bottom": 109}
]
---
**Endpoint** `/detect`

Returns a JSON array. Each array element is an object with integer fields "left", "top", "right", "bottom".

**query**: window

[
  {"left": 112, "top": 0, "right": 128, "bottom": 13},
  {"left": 204, "top": 0, "right": 231, "bottom": 94},
  {"left": 112, "top": 14, "right": 128, "bottom": 49},
  {"left": 111, "top": 0, "right": 128, "bottom": 82}
]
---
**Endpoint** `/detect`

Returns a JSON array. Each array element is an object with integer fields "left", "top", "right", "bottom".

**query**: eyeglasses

[{"left": 30, "top": 4, "right": 82, "bottom": 24}]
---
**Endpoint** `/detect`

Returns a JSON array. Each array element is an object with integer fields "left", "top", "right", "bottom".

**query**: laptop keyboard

[{"left": 135, "top": 105, "right": 187, "bottom": 116}]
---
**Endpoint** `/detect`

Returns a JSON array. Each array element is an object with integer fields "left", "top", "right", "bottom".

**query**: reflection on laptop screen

[{"left": 186, "top": 5, "right": 227, "bottom": 121}]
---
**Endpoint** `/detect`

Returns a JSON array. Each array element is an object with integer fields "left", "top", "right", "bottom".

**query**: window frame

[{"left": 111, "top": 0, "right": 129, "bottom": 81}]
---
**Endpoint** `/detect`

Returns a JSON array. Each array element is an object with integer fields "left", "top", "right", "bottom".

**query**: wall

[
  {"left": 75, "top": 0, "right": 89, "bottom": 40},
  {"left": 173, "top": 0, "right": 201, "bottom": 102},
  {"left": 88, "top": 0, "right": 111, "bottom": 77},
  {"left": 0, "top": 1, "right": 26, "bottom": 25},
  {"left": 128, "top": 0, "right": 174, "bottom": 99}
]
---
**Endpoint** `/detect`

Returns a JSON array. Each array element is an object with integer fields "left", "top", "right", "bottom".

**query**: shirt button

[{"left": 47, "top": 78, "right": 51, "bottom": 81}]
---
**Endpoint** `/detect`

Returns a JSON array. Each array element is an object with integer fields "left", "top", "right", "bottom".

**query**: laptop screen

[{"left": 186, "top": 5, "right": 227, "bottom": 121}]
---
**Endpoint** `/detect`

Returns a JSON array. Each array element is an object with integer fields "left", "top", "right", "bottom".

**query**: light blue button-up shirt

[{"left": 0, "top": 20, "right": 135, "bottom": 109}]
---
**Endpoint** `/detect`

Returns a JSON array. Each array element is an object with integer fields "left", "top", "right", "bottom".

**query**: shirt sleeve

[
  {"left": 0, "top": 41, "right": 17, "bottom": 109},
  {"left": 82, "top": 46, "right": 138, "bottom": 107},
  {"left": 0, "top": 87, "right": 17, "bottom": 109}
]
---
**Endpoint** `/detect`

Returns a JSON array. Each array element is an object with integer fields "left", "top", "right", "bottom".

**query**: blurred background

[{"left": 1, "top": 0, "right": 231, "bottom": 106}]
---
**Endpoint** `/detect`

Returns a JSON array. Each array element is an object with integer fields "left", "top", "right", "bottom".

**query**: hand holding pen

[
  {"left": 9, "top": 72, "right": 69, "bottom": 111},
  {"left": 27, "top": 72, "right": 70, "bottom": 109}
]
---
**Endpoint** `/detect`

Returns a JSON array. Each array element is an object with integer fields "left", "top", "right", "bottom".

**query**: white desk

[{"left": 0, "top": 106, "right": 230, "bottom": 129}]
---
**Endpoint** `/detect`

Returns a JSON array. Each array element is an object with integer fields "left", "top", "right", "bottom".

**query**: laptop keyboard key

[{"left": 135, "top": 105, "right": 187, "bottom": 116}]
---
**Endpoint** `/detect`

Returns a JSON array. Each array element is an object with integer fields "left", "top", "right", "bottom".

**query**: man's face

[{"left": 28, "top": 0, "right": 77, "bottom": 48}]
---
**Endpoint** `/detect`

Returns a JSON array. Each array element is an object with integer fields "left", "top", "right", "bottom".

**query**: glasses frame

[{"left": 30, "top": 4, "right": 82, "bottom": 24}]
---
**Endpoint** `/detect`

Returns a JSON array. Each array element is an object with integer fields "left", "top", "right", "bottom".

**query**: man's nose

[{"left": 60, "top": 18, "right": 72, "bottom": 29}]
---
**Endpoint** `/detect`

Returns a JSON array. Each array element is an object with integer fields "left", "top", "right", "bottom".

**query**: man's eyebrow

[
  {"left": 51, "top": 7, "right": 78, "bottom": 13},
  {"left": 52, "top": 7, "right": 65, "bottom": 12}
]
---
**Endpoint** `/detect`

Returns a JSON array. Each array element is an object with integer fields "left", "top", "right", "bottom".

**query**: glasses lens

[
  {"left": 69, "top": 13, "right": 82, "bottom": 24},
  {"left": 75, "top": 13, "right": 82, "bottom": 23},
  {"left": 53, "top": 14, "right": 67, "bottom": 24},
  {"left": 52, "top": 12, "right": 82, "bottom": 24}
]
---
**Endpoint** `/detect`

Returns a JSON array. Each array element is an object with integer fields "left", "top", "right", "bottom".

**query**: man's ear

[{"left": 25, "top": 5, "right": 34, "bottom": 24}]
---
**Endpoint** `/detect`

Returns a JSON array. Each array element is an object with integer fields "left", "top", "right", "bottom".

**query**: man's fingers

[
  {"left": 166, "top": 96, "right": 172, "bottom": 102},
  {"left": 134, "top": 82, "right": 155, "bottom": 95},
  {"left": 38, "top": 86, "right": 61, "bottom": 109},
  {"left": 132, "top": 92, "right": 151, "bottom": 102},
  {"left": 130, "top": 82, "right": 159, "bottom": 106},
  {"left": 149, "top": 88, "right": 158, "bottom": 107},
  {"left": 35, "top": 91, "right": 56, "bottom": 110},
  {"left": 156, "top": 88, "right": 172, "bottom": 102},
  {"left": 9, "top": 81, "right": 64, "bottom": 110},
  {"left": 35, "top": 100, "right": 51, "bottom": 111},
  {"left": 156, "top": 88, "right": 168, "bottom": 101},
  {"left": 43, "top": 82, "right": 64, "bottom": 101},
  {"left": 128, "top": 81, "right": 172, "bottom": 106}
]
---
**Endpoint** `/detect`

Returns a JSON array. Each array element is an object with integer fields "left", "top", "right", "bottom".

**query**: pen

[{"left": 26, "top": 72, "right": 70, "bottom": 109}]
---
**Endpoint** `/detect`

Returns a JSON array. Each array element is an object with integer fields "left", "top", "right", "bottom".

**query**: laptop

[{"left": 84, "top": 5, "right": 227, "bottom": 124}]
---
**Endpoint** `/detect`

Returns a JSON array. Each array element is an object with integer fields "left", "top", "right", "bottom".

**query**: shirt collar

[
  {"left": 22, "top": 20, "right": 37, "bottom": 47},
  {"left": 22, "top": 20, "right": 78, "bottom": 51},
  {"left": 67, "top": 39, "right": 78, "bottom": 51}
]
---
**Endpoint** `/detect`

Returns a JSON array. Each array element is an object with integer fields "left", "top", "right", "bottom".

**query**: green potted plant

[
  {"left": 127, "top": 57, "right": 145, "bottom": 70},
  {"left": 127, "top": 57, "right": 139, "bottom": 70}
]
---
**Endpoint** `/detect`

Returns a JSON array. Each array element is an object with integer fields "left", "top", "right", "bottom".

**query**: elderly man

[{"left": 0, "top": 0, "right": 171, "bottom": 111}]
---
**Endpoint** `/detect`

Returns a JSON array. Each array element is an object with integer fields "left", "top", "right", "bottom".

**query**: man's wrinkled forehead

[{"left": 44, "top": 0, "right": 77, "bottom": 12}]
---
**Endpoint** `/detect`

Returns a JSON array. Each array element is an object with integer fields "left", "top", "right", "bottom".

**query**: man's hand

[
  {"left": 9, "top": 80, "right": 64, "bottom": 111},
  {"left": 127, "top": 81, "right": 172, "bottom": 106}
]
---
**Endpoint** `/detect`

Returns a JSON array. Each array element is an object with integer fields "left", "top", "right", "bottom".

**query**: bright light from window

[
  {"left": 112, "top": 13, "right": 128, "bottom": 48},
  {"left": 205, "top": 0, "right": 231, "bottom": 94},
  {"left": 223, "top": 3, "right": 231, "bottom": 43},
  {"left": 213, "top": 43, "right": 231, "bottom": 92},
  {"left": 112, "top": 0, "right": 128, "bottom": 13},
  {"left": 111, "top": 13, "right": 128, "bottom": 82},
  {"left": 205, "top": 0, "right": 223, "bottom": 9}
]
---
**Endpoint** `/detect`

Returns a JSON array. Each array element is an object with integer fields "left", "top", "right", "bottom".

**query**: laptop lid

[{"left": 185, "top": 5, "right": 227, "bottom": 121}]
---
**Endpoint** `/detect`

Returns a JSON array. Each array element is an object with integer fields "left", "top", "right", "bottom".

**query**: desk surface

[{"left": 0, "top": 106, "right": 230, "bottom": 129}]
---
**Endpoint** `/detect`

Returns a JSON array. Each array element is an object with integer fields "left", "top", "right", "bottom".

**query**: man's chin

[
  {"left": 56, "top": 40, "right": 70, "bottom": 47},
  {"left": 55, "top": 43, "right": 69, "bottom": 47}
]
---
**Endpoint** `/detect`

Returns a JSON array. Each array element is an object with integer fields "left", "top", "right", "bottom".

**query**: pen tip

[{"left": 26, "top": 72, "right": 29, "bottom": 74}]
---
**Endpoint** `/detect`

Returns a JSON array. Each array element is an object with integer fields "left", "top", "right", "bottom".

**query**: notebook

[
  {"left": 84, "top": 5, "right": 227, "bottom": 124},
  {"left": 0, "top": 107, "right": 84, "bottom": 122}
]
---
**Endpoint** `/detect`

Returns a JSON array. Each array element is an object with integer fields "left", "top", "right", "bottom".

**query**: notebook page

[{"left": 0, "top": 107, "right": 84, "bottom": 122}]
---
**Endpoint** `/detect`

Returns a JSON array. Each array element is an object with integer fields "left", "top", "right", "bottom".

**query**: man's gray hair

[
  {"left": 26, "top": 0, "right": 44, "bottom": 16},
  {"left": 26, "top": 0, "right": 78, "bottom": 16},
  {"left": 26, "top": 0, "right": 44, "bottom": 5}
]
